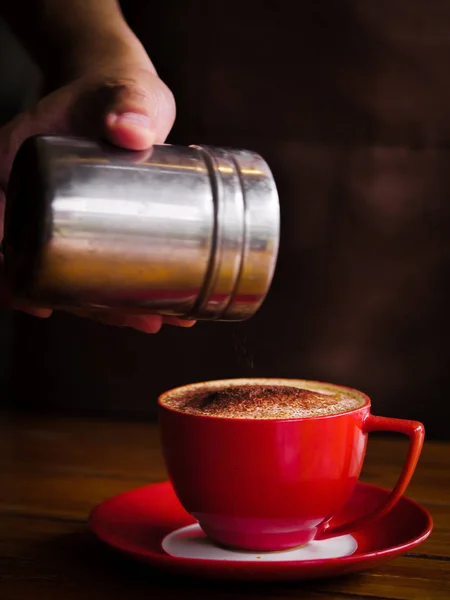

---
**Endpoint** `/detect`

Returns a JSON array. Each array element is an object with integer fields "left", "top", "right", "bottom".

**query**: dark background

[{"left": 1, "top": 1, "right": 450, "bottom": 438}]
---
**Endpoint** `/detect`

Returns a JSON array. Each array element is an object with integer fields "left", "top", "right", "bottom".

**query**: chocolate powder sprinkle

[{"left": 169, "top": 384, "right": 363, "bottom": 419}]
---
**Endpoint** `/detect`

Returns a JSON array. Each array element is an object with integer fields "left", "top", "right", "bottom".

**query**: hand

[{"left": 0, "top": 61, "right": 195, "bottom": 334}]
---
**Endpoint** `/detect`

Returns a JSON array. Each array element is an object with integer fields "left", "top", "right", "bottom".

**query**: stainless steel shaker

[{"left": 4, "top": 136, "right": 279, "bottom": 321}]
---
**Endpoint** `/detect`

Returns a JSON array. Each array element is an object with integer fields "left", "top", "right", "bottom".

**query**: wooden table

[{"left": 1, "top": 413, "right": 449, "bottom": 600}]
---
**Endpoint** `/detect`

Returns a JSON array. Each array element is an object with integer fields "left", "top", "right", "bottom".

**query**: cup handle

[{"left": 316, "top": 414, "right": 425, "bottom": 540}]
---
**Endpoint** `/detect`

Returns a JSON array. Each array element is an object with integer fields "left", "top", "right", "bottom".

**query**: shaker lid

[{"left": 189, "top": 145, "right": 280, "bottom": 321}]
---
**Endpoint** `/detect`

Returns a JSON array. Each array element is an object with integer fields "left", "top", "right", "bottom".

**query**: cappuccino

[{"left": 160, "top": 379, "right": 367, "bottom": 419}]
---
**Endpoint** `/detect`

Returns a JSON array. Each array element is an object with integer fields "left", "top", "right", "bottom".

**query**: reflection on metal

[{"left": 4, "top": 136, "right": 280, "bottom": 321}]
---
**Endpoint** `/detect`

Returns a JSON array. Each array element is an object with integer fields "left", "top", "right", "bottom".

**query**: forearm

[{"left": 0, "top": 0, "right": 154, "bottom": 84}]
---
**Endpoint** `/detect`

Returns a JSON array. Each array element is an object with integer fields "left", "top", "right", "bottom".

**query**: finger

[
  {"left": 123, "top": 315, "right": 163, "bottom": 333},
  {"left": 15, "top": 305, "right": 53, "bottom": 318},
  {"left": 67, "top": 308, "right": 163, "bottom": 334},
  {"left": 162, "top": 316, "right": 196, "bottom": 328},
  {"left": 100, "top": 313, "right": 163, "bottom": 333},
  {"left": 103, "top": 70, "right": 176, "bottom": 150}
]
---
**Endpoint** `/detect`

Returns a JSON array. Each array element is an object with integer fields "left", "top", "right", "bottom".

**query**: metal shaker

[{"left": 3, "top": 136, "right": 279, "bottom": 321}]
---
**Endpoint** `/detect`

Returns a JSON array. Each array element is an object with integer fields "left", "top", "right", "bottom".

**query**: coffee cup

[{"left": 158, "top": 378, "right": 424, "bottom": 552}]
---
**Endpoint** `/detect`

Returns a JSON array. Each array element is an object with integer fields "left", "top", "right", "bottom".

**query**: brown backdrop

[{"left": 7, "top": 0, "right": 450, "bottom": 438}]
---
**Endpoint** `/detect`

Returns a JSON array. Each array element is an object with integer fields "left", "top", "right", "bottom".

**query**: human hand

[{"left": 0, "top": 59, "right": 195, "bottom": 333}]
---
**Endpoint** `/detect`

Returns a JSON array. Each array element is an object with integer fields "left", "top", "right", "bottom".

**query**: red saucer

[{"left": 89, "top": 481, "right": 432, "bottom": 581}]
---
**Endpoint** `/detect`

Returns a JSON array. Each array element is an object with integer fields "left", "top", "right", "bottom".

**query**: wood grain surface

[{"left": 0, "top": 413, "right": 448, "bottom": 599}]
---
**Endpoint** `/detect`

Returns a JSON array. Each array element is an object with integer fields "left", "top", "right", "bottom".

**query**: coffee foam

[{"left": 160, "top": 379, "right": 367, "bottom": 420}]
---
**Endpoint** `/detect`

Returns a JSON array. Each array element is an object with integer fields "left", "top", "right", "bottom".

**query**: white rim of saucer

[{"left": 162, "top": 524, "right": 358, "bottom": 562}]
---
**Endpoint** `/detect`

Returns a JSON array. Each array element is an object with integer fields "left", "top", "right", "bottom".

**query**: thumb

[{"left": 103, "top": 70, "right": 176, "bottom": 151}]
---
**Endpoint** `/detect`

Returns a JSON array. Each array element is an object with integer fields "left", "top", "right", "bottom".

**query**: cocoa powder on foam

[{"left": 162, "top": 382, "right": 366, "bottom": 419}]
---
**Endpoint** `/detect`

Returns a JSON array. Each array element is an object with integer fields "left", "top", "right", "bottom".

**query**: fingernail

[{"left": 107, "top": 112, "right": 152, "bottom": 130}]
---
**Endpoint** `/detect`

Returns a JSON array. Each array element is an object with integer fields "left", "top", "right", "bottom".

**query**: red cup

[{"left": 158, "top": 379, "right": 424, "bottom": 552}]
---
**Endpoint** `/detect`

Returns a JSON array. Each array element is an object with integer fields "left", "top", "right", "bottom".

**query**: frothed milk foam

[{"left": 160, "top": 379, "right": 367, "bottom": 419}]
